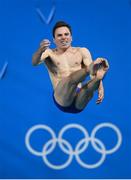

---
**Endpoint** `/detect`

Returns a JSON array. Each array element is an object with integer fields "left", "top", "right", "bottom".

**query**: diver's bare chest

[{"left": 51, "top": 52, "right": 82, "bottom": 67}]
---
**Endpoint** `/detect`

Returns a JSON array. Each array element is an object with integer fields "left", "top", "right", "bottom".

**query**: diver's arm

[
  {"left": 32, "top": 47, "right": 45, "bottom": 65},
  {"left": 32, "top": 39, "right": 50, "bottom": 66}
]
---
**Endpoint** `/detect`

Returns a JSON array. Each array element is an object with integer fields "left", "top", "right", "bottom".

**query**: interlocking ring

[
  {"left": 75, "top": 137, "right": 106, "bottom": 169},
  {"left": 42, "top": 138, "right": 73, "bottom": 170},
  {"left": 91, "top": 122, "right": 122, "bottom": 154},
  {"left": 25, "top": 123, "right": 122, "bottom": 169},
  {"left": 25, "top": 124, "right": 57, "bottom": 156},
  {"left": 58, "top": 124, "right": 89, "bottom": 155}
]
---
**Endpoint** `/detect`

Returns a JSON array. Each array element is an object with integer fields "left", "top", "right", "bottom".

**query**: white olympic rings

[{"left": 25, "top": 123, "right": 122, "bottom": 170}]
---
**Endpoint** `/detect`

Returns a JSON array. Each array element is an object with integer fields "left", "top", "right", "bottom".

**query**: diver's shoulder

[{"left": 72, "top": 47, "right": 90, "bottom": 53}]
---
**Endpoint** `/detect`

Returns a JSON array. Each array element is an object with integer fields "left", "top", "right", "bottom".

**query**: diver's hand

[
  {"left": 96, "top": 87, "right": 104, "bottom": 104},
  {"left": 39, "top": 39, "right": 51, "bottom": 52}
]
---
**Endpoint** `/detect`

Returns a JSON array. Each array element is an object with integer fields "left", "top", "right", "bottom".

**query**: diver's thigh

[{"left": 54, "top": 78, "right": 77, "bottom": 106}]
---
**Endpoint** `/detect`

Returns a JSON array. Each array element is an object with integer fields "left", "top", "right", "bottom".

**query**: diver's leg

[
  {"left": 75, "top": 67, "right": 108, "bottom": 110},
  {"left": 54, "top": 67, "right": 90, "bottom": 106}
]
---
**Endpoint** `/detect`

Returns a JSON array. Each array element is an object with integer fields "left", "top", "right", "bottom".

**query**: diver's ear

[
  {"left": 71, "top": 36, "right": 73, "bottom": 42},
  {"left": 53, "top": 38, "right": 56, "bottom": 44}
]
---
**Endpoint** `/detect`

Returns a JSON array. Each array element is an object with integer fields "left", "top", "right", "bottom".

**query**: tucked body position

[{"left": 32, "top": 21, "right": 109, "bottom": 113}]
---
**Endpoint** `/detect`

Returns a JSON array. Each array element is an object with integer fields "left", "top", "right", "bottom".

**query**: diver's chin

[
  {"left": 61, "top": 43, "right": 71, "bottom": 48},
  {"left": 61, "top": 45, "right": 70, "bottom": 51}
]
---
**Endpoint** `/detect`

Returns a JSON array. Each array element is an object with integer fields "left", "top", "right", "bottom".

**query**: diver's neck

[{"left": 56, "top": 46, "right": 71, "bottom": 54}]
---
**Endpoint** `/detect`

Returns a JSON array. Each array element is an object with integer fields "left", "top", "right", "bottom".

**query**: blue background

[{"left": 0, "top": 0, "right": 131, "bottom": 178}]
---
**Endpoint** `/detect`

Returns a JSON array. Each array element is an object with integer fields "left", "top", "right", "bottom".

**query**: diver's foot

[
  {"left": 92, "top": 58, "right": 109, "bottom": 75},
  {"left": 96, "top": 67, "right": 108, "bottom": 80}
]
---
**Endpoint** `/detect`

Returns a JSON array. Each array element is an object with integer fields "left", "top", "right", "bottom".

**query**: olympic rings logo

[{"left": 25, "top": 123, "right": 122, "bottom": 170}]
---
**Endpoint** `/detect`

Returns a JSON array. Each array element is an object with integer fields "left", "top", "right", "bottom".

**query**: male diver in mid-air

[{"left": 32, "top": 21, "right": 109, "bottom": 113}]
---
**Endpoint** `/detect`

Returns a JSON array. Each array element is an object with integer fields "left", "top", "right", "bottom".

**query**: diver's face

[{"left": 54, "top": 26, "right": 72, "bottom": 50}]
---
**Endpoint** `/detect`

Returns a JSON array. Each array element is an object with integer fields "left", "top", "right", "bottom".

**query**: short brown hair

[{"left": 52, "top": 21, "right": 72, "bottom": 38}]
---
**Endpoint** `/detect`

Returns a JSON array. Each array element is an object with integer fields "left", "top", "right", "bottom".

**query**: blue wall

[{"left": 0, "top": 0, "right": 131, "bottom": 178}]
